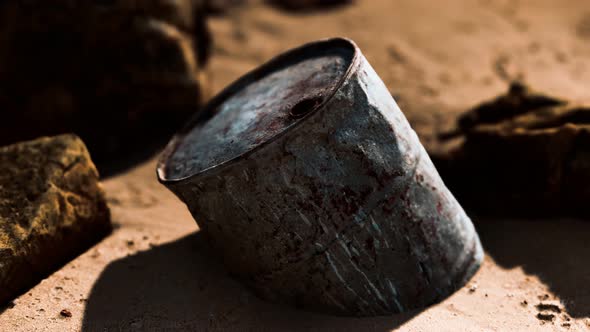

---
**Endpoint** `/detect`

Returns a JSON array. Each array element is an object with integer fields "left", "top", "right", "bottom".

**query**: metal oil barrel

[{"left": 157, "top": 38, "right": 483, "bottom": 316}]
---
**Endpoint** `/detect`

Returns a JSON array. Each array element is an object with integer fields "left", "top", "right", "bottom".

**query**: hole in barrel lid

[{"left": 289, "top": 96, "right": 323, "bottom": 119}]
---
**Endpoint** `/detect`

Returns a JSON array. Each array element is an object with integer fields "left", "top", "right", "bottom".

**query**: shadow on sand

[
  {"left": 81, "top": 218, "right": 590, "bottom": 330},
  {"left": 95, "top": 136, "right": 170, "bottom": 179},
  {"left": 473, "top": 217, "right": 590, "bottom": 318},
  {"left": 81, "top": 232, "right": 418, "bottom": 331}
]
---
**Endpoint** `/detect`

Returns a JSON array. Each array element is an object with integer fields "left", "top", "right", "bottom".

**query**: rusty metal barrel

[{"left": 157, "top": 38, "right": 483, "bottom": 316}]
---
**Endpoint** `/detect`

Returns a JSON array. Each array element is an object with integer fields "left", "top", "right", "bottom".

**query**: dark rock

[
  {"left": 535, "top": 303, "right": 562, "bottom": 313},
  {"left": 204, "top": 0, "right": 248, "bottom": 15},
  {"left": 0, "top": 1, "right": 211, "bottom": 168},
  {"left": 536, "top": 312, "right": 555, "bottom": 321},
  {"left": 435, "top": 82, "right": 590, "bottom": 216},
  {"left": 455, "top": 82, "right": 565, "bottom": 132},
  {"left": 203, "top": 0, "right": 353, "bottom": 14},
  {"left": 0, "top": 135, "right": 111, "bottom": 305},
  {"left": 60, "top": 309, "right": 72, "bottom": 318},
  {"left": 266, "top": 0, "right": 354, "bottom": 12}
]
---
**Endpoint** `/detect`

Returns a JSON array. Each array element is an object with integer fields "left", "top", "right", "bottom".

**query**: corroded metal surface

[
  {"left": 158, "top": 38, "right": 483, "bottom": 316},
  {"left": 167, "top": 47, "right": 352, "bottom": 178}
]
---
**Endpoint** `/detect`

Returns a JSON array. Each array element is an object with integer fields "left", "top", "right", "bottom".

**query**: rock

[
  {"left": 205, "top": 0, "right": 249, "bottom": 15},
  {"left": 435, "top": 82, "right": 590, "bottom": 216},
  {"left": 203, "top": 0, "right": 354, "bottom": 13},
  {"left": 536, "top": 312, "right": 555, "bottom": 322},
  {"left": 59, "top": 309, "right": 72, "bottom": 318},
  {"left": 0, "top": 0, "right": 211, "bottom": 168},
  {"left": 455, "top": 82, "right": 565, "bottom": 133},
  {"left": 266, "top": 0, "right": 354, "bottom": 11},
  {"left": 0, "top": 135, "right": 111, "bottom": 305}
]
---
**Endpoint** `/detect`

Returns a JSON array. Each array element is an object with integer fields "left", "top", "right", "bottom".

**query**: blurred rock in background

[
  {"left": 205, "top": 0, "right": 249, "bottom": 15},
  {"left": 203, "top": 0, "right": 354, "bottom": 14},
  {"left": 435, "top": 82, "right": 590, "bottom": 217},
  {"left": 266, "top": 0, "right": 354, "bottom": 12},
  {"left": 0, "top": 0, "right": 211, "bottom": 172}
]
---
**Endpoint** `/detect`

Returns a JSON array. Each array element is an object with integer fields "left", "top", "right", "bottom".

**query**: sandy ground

[{"left": 2, "top": 0, "right": 590, "bottom": 330}]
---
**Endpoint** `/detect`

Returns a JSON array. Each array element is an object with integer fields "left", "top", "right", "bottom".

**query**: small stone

[
  {"left": 266, "top": 0, "right": 354, "bottom": 11},
  {"left": 205, "top": 0, "right": 248, "bottom": 14},
  {"left": 59, "top": 309, "right": 72, "bottom": 318},
  {"left": 0, "top": 135, "right": 111, "bottom": 305},
  {"left": 468, "top": 283, "right": 478, "bottom": 293},
  {"left": 536, "top": 312, "right": 555, "bottom": 322},
  {"left": 535, "top": 302, "right": 562, "bottom": 313},
  {"left": 90, "top": 250, "right": 101, "bottom": 259}
]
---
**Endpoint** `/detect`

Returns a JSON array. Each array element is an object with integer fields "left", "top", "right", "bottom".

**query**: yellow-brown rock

[{"left": 0, "top": 135, "right": 111, "bottom": 305}]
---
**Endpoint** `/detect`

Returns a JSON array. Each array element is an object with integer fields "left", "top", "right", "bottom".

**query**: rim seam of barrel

[{"left": 156, "top": 37, "right": 361, "bottom": 184}]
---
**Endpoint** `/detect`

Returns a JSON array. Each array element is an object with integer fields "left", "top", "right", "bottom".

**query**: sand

[{"left": 1, "top": 0, "right": 590, "bottom": 330}]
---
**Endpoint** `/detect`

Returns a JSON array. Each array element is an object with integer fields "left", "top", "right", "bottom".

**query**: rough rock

[
  {"left": 205, "top": 0, "right": 353, "bottom": 13},
  {"left": 205, "top": 0, "right": 249, "bottom": 14},
  {"left": 0, "top": 135, "right": 111, "bottom": 305},
  {"left": 266, "top": 0, "right": 354, "bottom": 11},
  {"left": 435, "top": 82, "right": 590, "bottom": 216},
  {"left": 0, "top": 0, "right": 211, "bottom": 167}
]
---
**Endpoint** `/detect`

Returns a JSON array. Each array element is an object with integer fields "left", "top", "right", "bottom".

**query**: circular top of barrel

[{"left": 158, "top": 38, "right": 357, "bottom": 182}]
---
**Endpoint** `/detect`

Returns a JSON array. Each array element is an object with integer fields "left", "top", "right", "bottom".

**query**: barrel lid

[{"left": 158, "top": 38, "right": 357, "bottom": 182}]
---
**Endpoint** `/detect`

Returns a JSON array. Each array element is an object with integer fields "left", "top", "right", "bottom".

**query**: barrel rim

[{"left": 157, "top": 37, "right": 361, "bottom": 184}]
